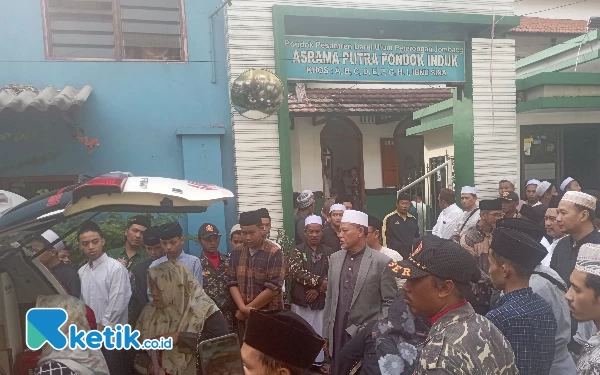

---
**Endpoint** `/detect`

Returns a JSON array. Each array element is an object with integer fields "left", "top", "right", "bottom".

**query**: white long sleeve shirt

[
  {"left": 79, "top": 253, "right": 132, "bottom": 328},
  {"left": 432, "top": 203, "right": 463, "bottom": 239},
  {"left": 540, "top": 236, "right": 566, "bottom": 267}
]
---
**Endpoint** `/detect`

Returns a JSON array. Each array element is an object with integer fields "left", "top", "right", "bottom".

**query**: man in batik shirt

[{"left": 459, "top": 199, "right": 504, "bottom": 314}]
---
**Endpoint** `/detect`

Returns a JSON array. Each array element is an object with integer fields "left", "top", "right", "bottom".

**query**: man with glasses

[{"left": 459, "top": 199, "right": 504, "bottom": 314}]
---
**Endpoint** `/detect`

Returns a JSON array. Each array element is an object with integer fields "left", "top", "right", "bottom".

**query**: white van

[{"left": 0, "top": 172, "right": 233, "bottom": 372}]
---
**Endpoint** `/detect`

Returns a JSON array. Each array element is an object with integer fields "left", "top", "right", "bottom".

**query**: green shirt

[{"left": 106, "top": 246, "right": 150, "bottom": 290}]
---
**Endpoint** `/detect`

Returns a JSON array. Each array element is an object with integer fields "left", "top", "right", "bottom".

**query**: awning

[
  {"left": 288, "top": 88, "right": 453, "bottom": 115},
  {"left": 0, "top": 84, "right": 92, "bottom": 113}
]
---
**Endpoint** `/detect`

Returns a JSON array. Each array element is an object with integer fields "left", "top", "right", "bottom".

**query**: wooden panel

[{"left": 381, "top": 138, "right": 398, "bottom": 187}]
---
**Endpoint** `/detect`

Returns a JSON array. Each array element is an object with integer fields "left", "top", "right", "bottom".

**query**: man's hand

[
  {"left": 306, "top": 289, "right": 319, "bottom": 303},
  {"left": 240, "top": 305, "right": 255, "bottom": 316},
  {"left": 324, "top": 340, "right": 330, "bottom": 358},
  {"left": 235, "top": 310, "right": 247, "bottom": 321},
  {"left": 319, "top": 280, "right": 328, "bottom": 294},
  {"left": 97, "top": 324, "right": 105, "bottom": 332}
]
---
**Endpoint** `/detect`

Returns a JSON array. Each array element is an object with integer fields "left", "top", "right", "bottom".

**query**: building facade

[
  {"left": 225, "top": 0, "right": 519, "bottom": 234},
  {"left": 0, "top": 0, "right": 235, "bottom": 253}
]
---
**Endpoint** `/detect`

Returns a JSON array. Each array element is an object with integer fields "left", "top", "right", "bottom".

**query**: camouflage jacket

[
  {"left": 415, "top": 303, "right": 518, "bottom": 375},
  {"left": 200, "top": 252, "right": 234, "bottom": 328}
]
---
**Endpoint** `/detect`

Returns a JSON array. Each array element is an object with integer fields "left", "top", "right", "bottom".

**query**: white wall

[
  {"left": 514, "top": 35, "right": 574, "bottom": 60},
  {"left": 515, "top": 0, "right": 593, "bottom": 20},
  {"left": 424, "top": 126, "right": 454, "bottom": 162},
  {"left": 289, "top": 116, "right": 396, "bottom": 192}
]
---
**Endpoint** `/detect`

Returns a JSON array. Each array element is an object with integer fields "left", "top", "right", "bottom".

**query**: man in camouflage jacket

[
  {"left": 198, "top": 223, "right": 234, "bottom": 331},
  {"left": 390, "top": 235, "right": 518, "bottom": 374}
]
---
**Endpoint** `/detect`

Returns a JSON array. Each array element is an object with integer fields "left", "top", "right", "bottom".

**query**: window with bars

[{"left": 43, "top": 0, "right": 186, "bottom": 61}]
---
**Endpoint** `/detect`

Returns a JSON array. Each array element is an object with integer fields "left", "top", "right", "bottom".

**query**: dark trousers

[{"left": 102, "top": 348, "right": 135, "bottom": 375}]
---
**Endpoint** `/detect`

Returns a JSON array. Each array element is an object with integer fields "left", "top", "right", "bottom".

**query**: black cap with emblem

[{"left": 388, "top": 235, "right": 480, "bottom": 283}]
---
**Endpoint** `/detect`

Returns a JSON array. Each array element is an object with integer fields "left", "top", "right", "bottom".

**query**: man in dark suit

[{"left": 323, "top": 210, "right": 397, "bottom": 374}]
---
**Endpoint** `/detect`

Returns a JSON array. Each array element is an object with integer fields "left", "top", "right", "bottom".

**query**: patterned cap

[
  {"left": 297, "top": 190, "right": 315, "bottom": 209},
  {"left": 575, "top": 243, "right": 600, "bottom": 277},
  {"left": 561, "top": 191, "right": 596, "bottom": 211},
  {"left": 388, "top": 235, "right": 480, "bottom": 283},
  {"left": 500, "top": 191, "right": 519, "bottom": 202},
  {"left": 198, "top": 223, "right": 220, "bottom": 238}
]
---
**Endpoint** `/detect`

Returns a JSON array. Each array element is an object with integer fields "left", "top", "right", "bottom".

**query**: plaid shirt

[
  {"left": 486, "top": 287, "right": 557, "bottom": 375},
  {"left": 227, "top": 239, "right": 285, "bottom": 311}
]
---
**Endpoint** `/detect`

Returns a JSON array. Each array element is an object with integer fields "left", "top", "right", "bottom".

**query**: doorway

[
  {"left": 520, "top": 124, "right": 600, "bottom": 191},
  {"left": 321, "top": 117, "right": 364, "bottom": 208},
  {"left": 564, "top": 126, "right": 600, "bottom": 189}
]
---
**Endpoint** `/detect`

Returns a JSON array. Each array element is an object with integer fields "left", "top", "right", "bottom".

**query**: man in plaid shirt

[
  {"left": 227, "top": 210, "right": 285, "bottom": 333},
  {"left": 486, "top": 223, "right": 556, "bottom": 375}
]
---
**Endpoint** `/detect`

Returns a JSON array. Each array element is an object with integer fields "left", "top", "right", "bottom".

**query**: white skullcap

[
  {"left": 500, "top": 177, "right": 516, "bottom": 186},
  {"left": 305, "top": 215, "right": 323, "bottom": 227},
  {"left": 561, "top": 191, "right": 596, "bottom": 211},
  {"left": 41, "top": 230, "right": 65, "bottom": 251},
  {"left": 329, "top": 204, "right": 346, "bottom": 213},
  {"left": 527, "top": 179, "right": 541, "bottom": 186},
  {"left": 461, "top": 186, "right": 477, "bottom": 195},
  {"left": 230, "top": 224, "right": 241, "bottom": 237},
  {"left": 575, "top": 243, "right": 600, "bottom": 277},
  {"left": 536, "top": 181, "right": 552, "bottom": 197},
  {"left": 560, "top": 177, "right": 575, "bottom": 192},
  {"left": 341, "top": 210, "right": 368, "bottom": 227},
  {"left": 297, "top": 190, "right": 315, "bottom": 209}
]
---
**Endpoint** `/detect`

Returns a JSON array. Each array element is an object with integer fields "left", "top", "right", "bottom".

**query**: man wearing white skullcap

[
  {"left": 294, "top": 190, "right": 316, "bottom": 245},
  {"left": 526, "top": 180, "right": 541, "bottom": 207},
  {"left": 322, "top": 204, "right": 346, "bottom": 252},
  {"left": 323, "top": 210, "right": 397, "bottom": 373},
  {"left": 453, "top": 186, "right": 479, "bottom": 241},
  {"left": 551, "top": 192, "right": 600, "bottom": 287},
  {"left": 566, "top": 243, "right": 600, "bottom": 373},
  {"left": 31, "top": 230, "right": 81, "bottom": 297},
  {"left": 537, "top": 181, "right": 558, "bottom": 207},
  {"left": 560, "top": 177, "right": 582, "bottom": 193},
  {"left": 287, "top": 214, "right": 333, "bottom": 368}
]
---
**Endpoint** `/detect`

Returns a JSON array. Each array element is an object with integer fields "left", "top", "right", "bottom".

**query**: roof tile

[
  {"left": 288, "top": 88, "right": 452, "bottom": 114},
  {"left": 511, "top": 17, "right": 587, "bottom": 34}
]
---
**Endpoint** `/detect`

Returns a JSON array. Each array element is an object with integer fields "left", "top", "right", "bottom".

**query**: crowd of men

[{"left": 32, "top": 175, "right": 600, "bottom": 375}]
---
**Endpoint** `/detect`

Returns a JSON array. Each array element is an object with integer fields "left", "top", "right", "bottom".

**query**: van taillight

[{"left": 72, "top": 173, "right": 129, "bottom": 203}]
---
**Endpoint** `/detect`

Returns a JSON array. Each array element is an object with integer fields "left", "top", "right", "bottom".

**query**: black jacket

[
  {"left": 382, "top": 211, "right": 420, "bottom": 259},
  {"left": 289, "top": 242, "right": 333, "bottom": 310}
]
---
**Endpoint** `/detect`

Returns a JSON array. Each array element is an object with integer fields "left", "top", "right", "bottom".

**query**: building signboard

[{"left": 284, "top": 35, "right": 466, "bottom": 83}]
